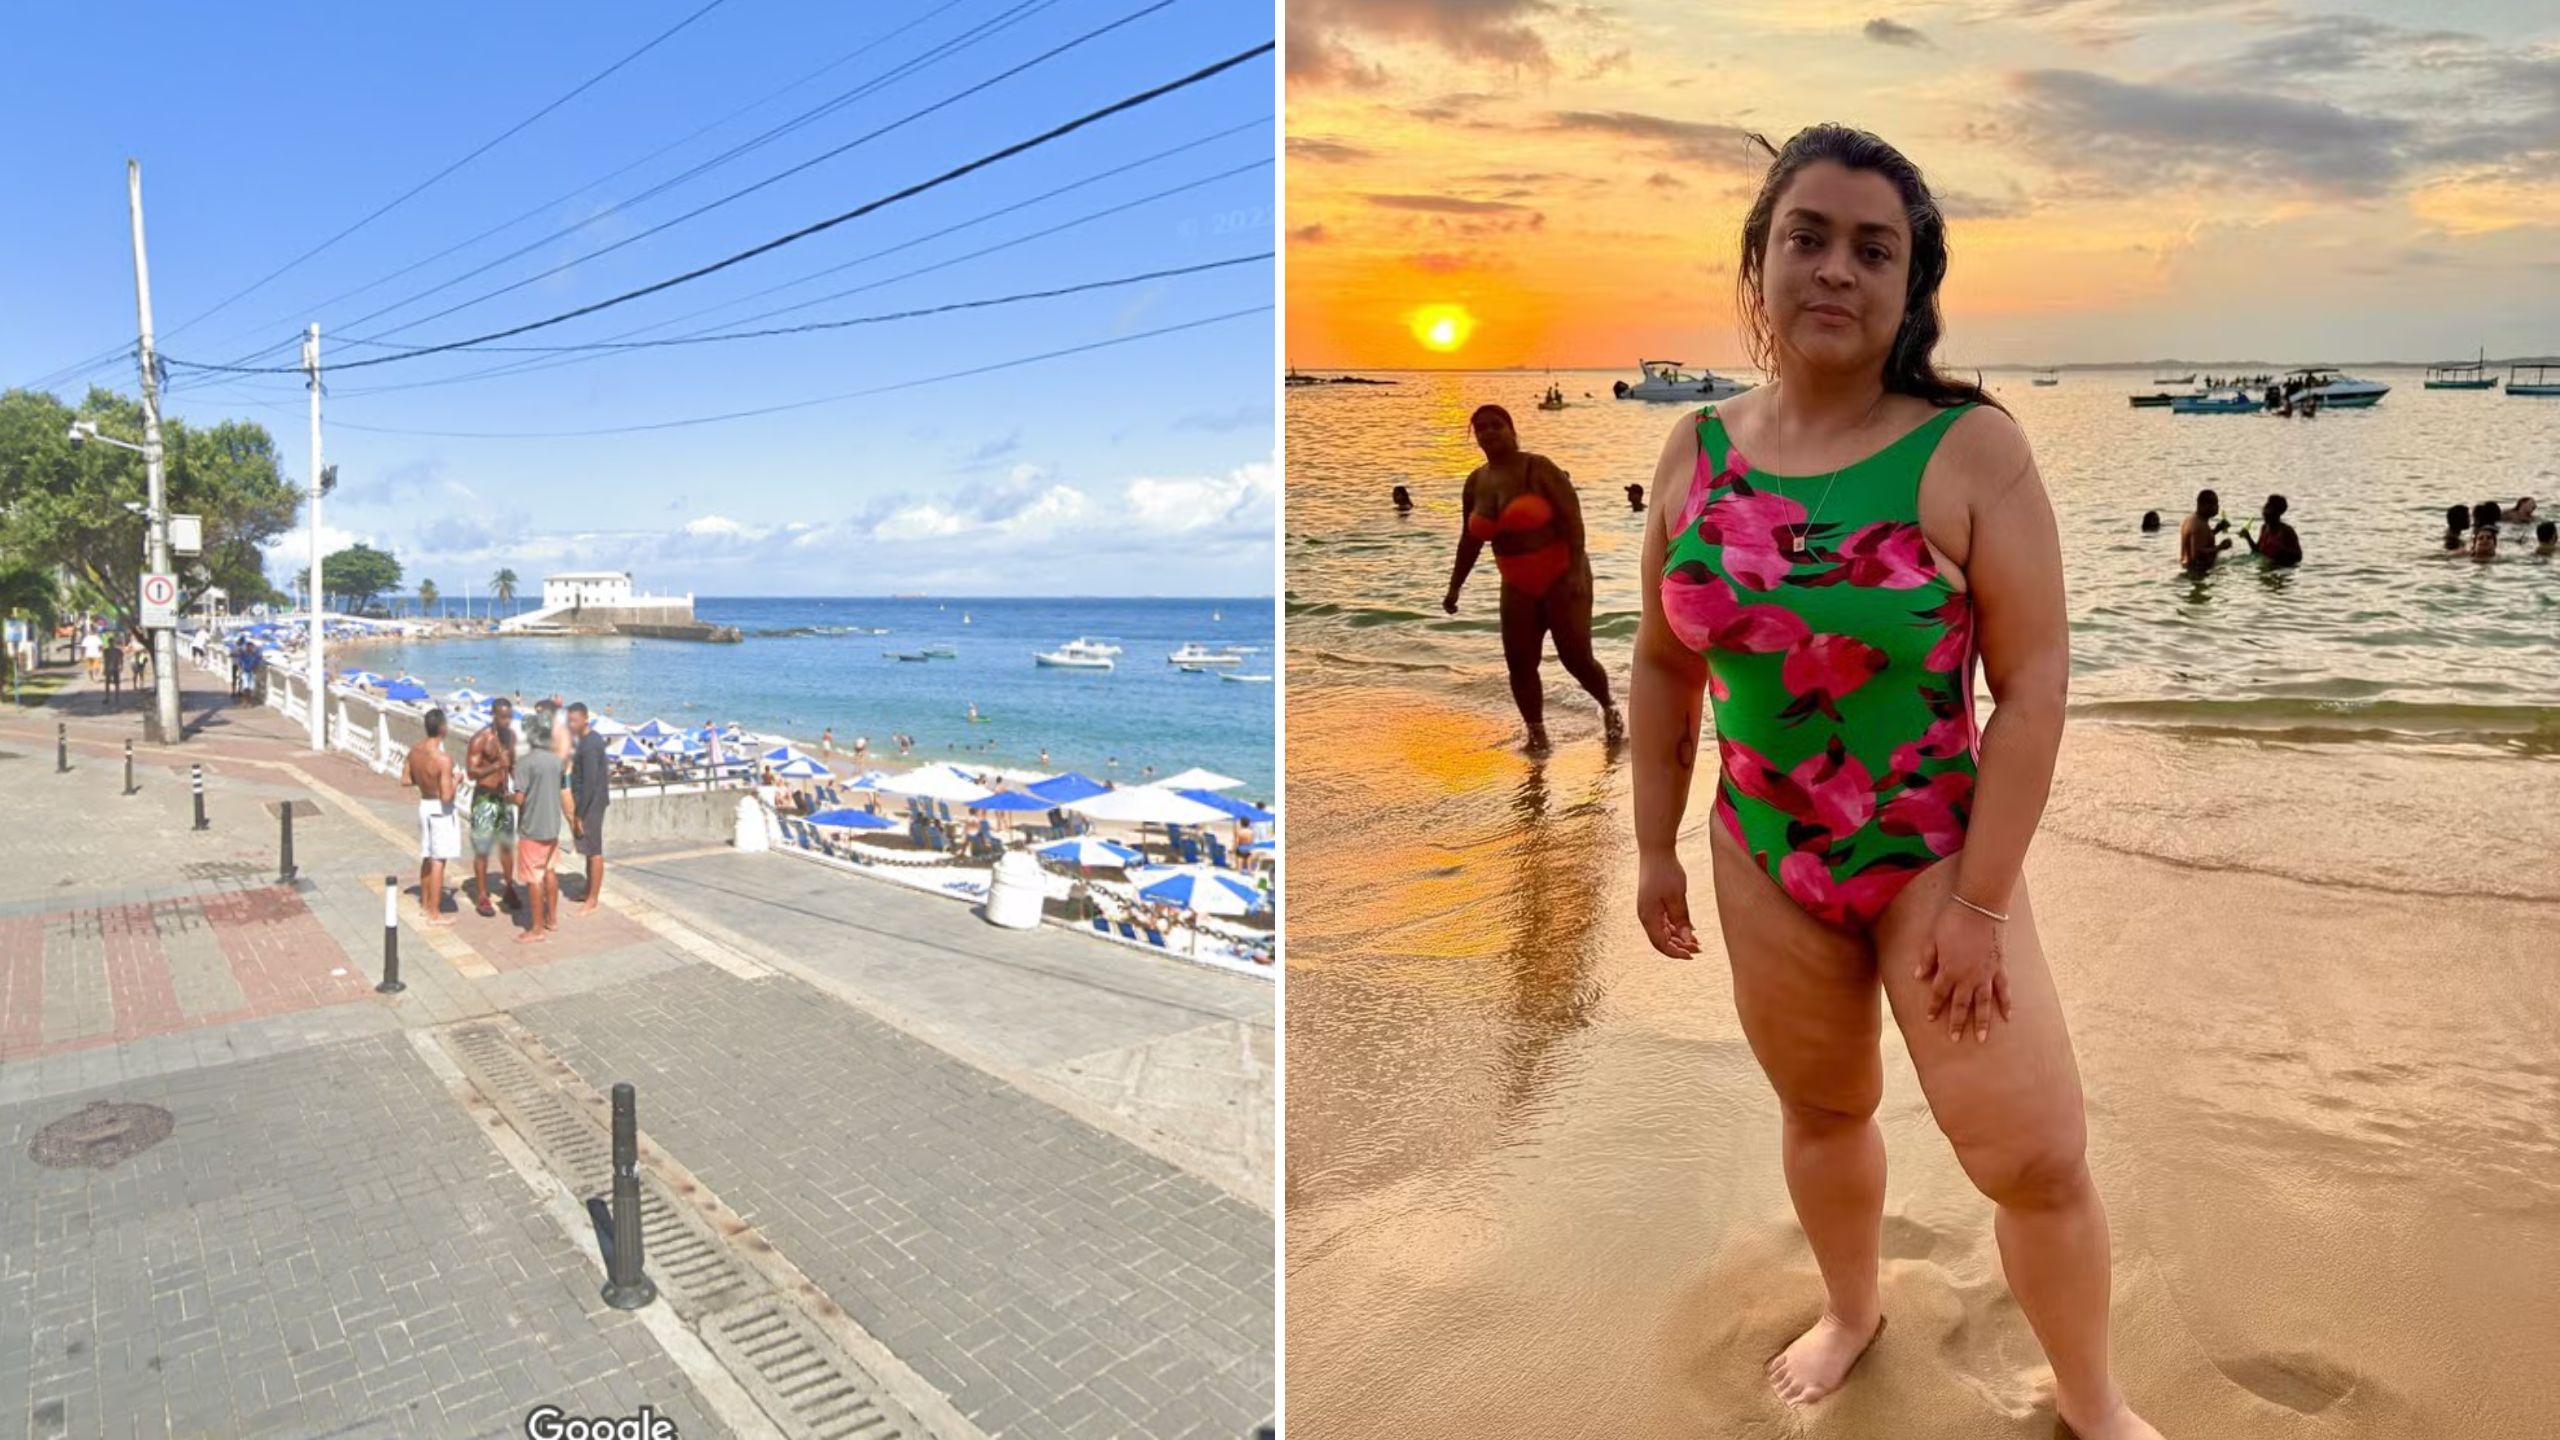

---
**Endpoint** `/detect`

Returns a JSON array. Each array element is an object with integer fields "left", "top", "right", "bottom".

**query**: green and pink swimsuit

[{"left": 1661, "top": 403, "right": 1980, "bottom": 931}]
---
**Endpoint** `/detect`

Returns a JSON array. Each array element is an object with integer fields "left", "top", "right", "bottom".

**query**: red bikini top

[{"left": 1467, "top": 491, "right": 1555, "bottom": 541}]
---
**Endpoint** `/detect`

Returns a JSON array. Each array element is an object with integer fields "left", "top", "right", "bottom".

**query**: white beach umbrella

[
  {"left": 1131, "top": 865, "right": 1263, "bottom": 916},
  {"left": 1152, "top": 766, "right": 1245, "bottom": 792},
  {"left": 877, "top": 763, "right": 992, "bottom": 803},
  {"left": 1065, "top": 786, "right": 1232, "bottom": 826}
]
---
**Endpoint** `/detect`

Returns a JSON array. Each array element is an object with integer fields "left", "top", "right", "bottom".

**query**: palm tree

[
  {"left": 491, "top": 568, "right": 518, "bottom": 614},
  {"left": 417, "top": 578, "right": 439, "bottom": 617}
]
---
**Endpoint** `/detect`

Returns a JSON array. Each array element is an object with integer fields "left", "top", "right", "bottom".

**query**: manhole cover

[
  {"left": 181, "top": 860, "right": 265, "bottom": 881},
  {"left": 29, "top": 1101, "right": 174, "bottom": 1170},
  {"left": 0, "top": 749, "right": 21, "bottom": 762}
]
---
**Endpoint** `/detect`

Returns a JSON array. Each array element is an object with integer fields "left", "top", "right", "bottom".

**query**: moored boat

[
  {"left": 1614, "top": 359, "right": 1752, "bottom": 403},
  {"left": 2171, "top": 387, "right": 2259, "bottom": 414},
  {"left": 2278, "top": 367, "right": 2389, "bottom": 407},
  {"left": 2426, "top": 350, "right": 2498, "bottom": 390},
  {"left": 1168, "top": 644, "right": 1245, "bottom": 666},
  {"left": 2507, "top": 361, "right": 2560, "bottom": 397}
]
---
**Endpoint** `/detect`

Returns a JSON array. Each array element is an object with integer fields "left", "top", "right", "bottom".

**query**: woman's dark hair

[
  {"left": 2475, "top": 500, "right": 2503, "bottom": 528},
  {"left": 1470, "top": 404, "right": 1513, "bottom": 428},
  {"left": 2264, "top": 494, "right": 2288, "bottom": 521},
  {"left": 1735, "top": 124, "right": 1998, "bottom": 412},
  {"left": 2140, "top": 511, "right": 2161, "bottom": 531},
  {"left": 2539, "top": 520, "right": 2558, "bottom": 544},
  {"left": 2446, "top": 503, "right": 2471, "bottom": 531}
]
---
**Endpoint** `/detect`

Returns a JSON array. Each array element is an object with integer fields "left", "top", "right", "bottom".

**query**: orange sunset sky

[{"left": 1285, "top": 0, "right": 2560, "bottom": 369}]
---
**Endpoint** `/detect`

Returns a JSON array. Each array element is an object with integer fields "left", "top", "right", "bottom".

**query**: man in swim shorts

[
  {"left": 402, "top": 708, "right": 459, "bottom": 926},
  {"left": 567, "top": 703, "right": 611, "bottom": 913},
  {"left": 465, "top": 696, "right": 521, "bottom": 916},
  {"left": 512, "top": 708, "right": 573, "bottom": 944}
]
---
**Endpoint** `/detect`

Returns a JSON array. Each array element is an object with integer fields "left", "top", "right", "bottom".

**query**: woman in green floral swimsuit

[{"left": 1629, "top": 125, "right": 2162, "bottom": 1439}]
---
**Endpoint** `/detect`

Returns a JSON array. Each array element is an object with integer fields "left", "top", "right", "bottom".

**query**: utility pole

[
  {"left": 128, "top": 160, "right": 182, "bottom": 746},
  {"left": 302, "top": 325, "right": 325, "bottom": 753}
]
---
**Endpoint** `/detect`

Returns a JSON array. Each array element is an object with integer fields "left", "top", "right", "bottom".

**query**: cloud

[
  {"left": 1939, "top": 187, "right": 2029, "bottom": 219},
  {"left": 1864, "top": 17, "right": 1931, "bottom": 48},
  {"left": 1287, "top": 136, "right": 1374, "bottom": 163},
  {"left": 1545, "top": 110, "right": 1766, "bottom": 170},
  {"left": 2005, "top": 69, "right": 2418, "bottom": 196},
  {"left": 1646, "top": 171, "right": 1685, "bottom": 190},
  {"left": 1287, "top": 0, "right": 1559, "bottom": 88},
  {"left": 1291, "top": 223, "right": 1330, "bottom": 243},
  {"left": 1408, "top": 252, "right": 1476, "bottom": 274},
  {"left": 1365, "top": 193, "right": 1531, "bottom": 214},
  {"left": 951, "top": 430, "right": 1022, "bottom": 471},
  {"left": 1583, "top": 47, "right": 1630, "bottom": 78}
]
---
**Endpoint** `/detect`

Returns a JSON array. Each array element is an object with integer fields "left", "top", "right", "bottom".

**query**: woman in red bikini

[
  {"left": 1443, "top": 404, "right": 1622, "bottom": 751},
  {"left": 1628, "top": 126, "right": 2161, "bottom": 1437}
]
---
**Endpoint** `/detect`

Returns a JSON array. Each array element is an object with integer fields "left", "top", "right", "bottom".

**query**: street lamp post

[{"left": 126, "top": 160, "right": 181, "bottom": 745}]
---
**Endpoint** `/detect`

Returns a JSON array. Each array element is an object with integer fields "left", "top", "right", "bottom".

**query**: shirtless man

[
  {"left": 2179, "top": 487, "right": 2234, "bottom": 574},
  {"left": 465, "top": 696, "right": 522, "bottom": 916},
  {"left": 402, "top": 708, "right": 460, "bottom": 926}
]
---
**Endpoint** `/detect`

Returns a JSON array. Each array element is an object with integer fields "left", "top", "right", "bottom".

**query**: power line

[
  {"left": 14, "top": 0, "right": 735, "bottom": 390},
  {"left": 165, "top": 41, "right": 1273, "bottom": 377},
  {"left": 318, "top": 0, "right": 1068, "bottom": 349},
  {"left": 343, "top": 0, "right": 1169, "bottom": 348},
  {"left": 187, "top": 0, "right": 981, "bottom": 368},
  {"left": 327, "top": 304, "right": 1268, "bottom": 438},
  {"left": 329, "top": 145, "right": 1271, "bottom": 399}
]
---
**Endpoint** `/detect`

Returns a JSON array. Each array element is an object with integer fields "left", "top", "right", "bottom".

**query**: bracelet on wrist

[{"left": 1949, "top": 892, "right": 2010, "bottom": 924}]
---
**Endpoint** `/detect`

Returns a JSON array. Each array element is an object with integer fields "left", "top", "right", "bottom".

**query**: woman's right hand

[
  {"left": 1637, "top": 851, "right": 1700, "bottom": 958},
  {"left": 1442, "top": 585, "right": 1461, "bottom": 615}
]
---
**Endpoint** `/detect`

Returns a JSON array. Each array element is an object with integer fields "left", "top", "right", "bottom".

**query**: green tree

[
  {"left": 417, "top": 578, "right": 439, "bottom": 616},
  {"left": 0, "top": 386, "right": 294, "bottom": 633},
  {"left": 491, "top": 567, "right": 518, "bottom": 606},
  {"left": 323, "top": 543, "right": 402, "bottom": 614},
  {"left": 0, "top": 561, "right": 60, "bottom": 693}
]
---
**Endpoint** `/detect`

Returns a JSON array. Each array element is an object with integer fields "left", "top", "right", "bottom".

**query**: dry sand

[{"left": 1283, "top": 689, "right": 2560, "bottom": 1437}]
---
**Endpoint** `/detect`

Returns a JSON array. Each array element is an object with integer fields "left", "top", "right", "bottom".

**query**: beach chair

[
  {"left": 1207, "top": 835, "right": 1231, "bottom": 869},
  {"left": 1143, "top": 927, "right": 1168, "bottom": 949},
  {"left": 1176, "top": 836, "right": 1204, "bottom": 866},
  {"left": 1091, "top": 916, "right": 1111, "bottom": 935},
  {"left": 1116, "top": 921, "right": 1140, "bottom": 942}
]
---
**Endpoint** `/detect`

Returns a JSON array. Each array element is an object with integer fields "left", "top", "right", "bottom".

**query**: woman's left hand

[{"left": 1914, "top": 900, "right": 2013, "bottom": 1045}]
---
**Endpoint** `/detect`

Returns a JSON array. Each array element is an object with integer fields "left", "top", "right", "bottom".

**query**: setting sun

[{"left": 1408, "top": 303, "right": 1475, "bottom": 354}]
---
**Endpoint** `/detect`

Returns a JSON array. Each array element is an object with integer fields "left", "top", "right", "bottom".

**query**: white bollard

[{"left": 734, "top": 794, "right": 770, "bottom": 853}]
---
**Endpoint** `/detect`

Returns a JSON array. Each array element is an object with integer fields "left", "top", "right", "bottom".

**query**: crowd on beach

[{"left": 2143, "top": 490, "right": 2553, "bottom": 573}]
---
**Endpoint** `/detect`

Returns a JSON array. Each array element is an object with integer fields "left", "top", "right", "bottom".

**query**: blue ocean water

[{"left": 353, "top": 596, "right": 1276, "bottom": 796}]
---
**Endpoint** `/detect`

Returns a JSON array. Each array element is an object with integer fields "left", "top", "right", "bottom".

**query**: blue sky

[{"left": 1, "top": 1, "right": 1277, "bottom": 599}]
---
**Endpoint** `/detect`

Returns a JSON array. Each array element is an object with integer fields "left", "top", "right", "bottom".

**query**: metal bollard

[
  {"left": 600, "top": 1083, "right": 656, "bottom": 1309},
  {"left": 57, "top": 722, "right": 68, "bottom": 773},
  {"left": 190, "top": 763, "right": 207, "bottom": 831},
  {"left": 278, "top": 803, "right": 297, "bottom": 885},
  {"left": 123, "top": 739, "right": 136, "bottom": 796},
  {"left": 376, "top": 875, "right": 405, "bottom": 993}
]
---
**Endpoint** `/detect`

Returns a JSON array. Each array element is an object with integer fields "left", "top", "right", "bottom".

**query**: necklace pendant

[{"left": 1787, "top": 532, "right": 1811, "bottom": 559}]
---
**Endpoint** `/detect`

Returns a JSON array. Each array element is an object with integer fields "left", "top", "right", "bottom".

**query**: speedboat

[
  {"left": 1614, "top": 359, "right": 1752, "bottom": 403},
  {"left": 2171, "top": 387, "right": 2259, "bottom": 414},
  {"left": 1034, "top": 647, "right": 1114, "bottom": 669},
  {"left": 1062, "top": 636, "right": 1123, "bottom": 656},
  {"left": 2280, "top": 368, "right": 2389, "bottom": 407},
  {"left": 1168, "top": 644, "right": 1244, "bottom": 666}
]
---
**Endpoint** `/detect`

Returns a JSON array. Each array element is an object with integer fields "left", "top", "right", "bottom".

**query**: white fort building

[{"left": 500, "top": 571, "right": 732, "bottom": 641}]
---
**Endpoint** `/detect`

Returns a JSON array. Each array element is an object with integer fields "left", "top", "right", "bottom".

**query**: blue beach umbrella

[
  {"left": 967, "top": 790, "right": 1053, "bottom": 813},
  {"left": 381, "top": 679, "right": 430, "bottom": 702},
  {"left": 633, "top": 718, "right": 677, "bottom": 740},
  {"left": 606, "top": 736, "right": 652, "bottom": 761},
  {"left": 807, "top": 808, "right": 896, "bottom": 830},
  {"left": 1133, "top": 867, "right": 1262, "bottom": 916},
  {"left": 774, "top": 757, "right": 832, "bottom": 779},
  {"left": 1176, "top": 788, "right": 1274, "bottom": 824},
  {"left": 761, "top": 744, "right": 815, "bottom": 765},
  {"left": 1025, "top": 772, "right": 1109, "bottom": 805},
  {"left": 1036, "top": 838, "right": 1141, "bottom": 868}
]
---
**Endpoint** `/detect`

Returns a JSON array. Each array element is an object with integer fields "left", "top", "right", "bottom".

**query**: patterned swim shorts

[{"left": 470, "top": 789, "right": 516, "bottom": 856}]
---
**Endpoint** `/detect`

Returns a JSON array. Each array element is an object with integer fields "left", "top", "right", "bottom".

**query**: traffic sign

[{"left": 140, "top": 572, "right": 178, "bottom": 628}]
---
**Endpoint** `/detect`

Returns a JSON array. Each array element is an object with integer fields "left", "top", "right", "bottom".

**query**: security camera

[{"left": 65, "top": 422, "right": 87, "bottom": 446}]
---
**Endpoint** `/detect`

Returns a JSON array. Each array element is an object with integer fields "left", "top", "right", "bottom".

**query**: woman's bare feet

[
  {"left": 1602, "top": 705, "right": 1625, "bottom": 744},
  {"left": 2058, "top": 1395, "right": 2164, "bottom": 1439},
  {"left": 1768, "top": 1311, "right": 1884, "bottom": 1406},
  {"left": 1524, "top": 724, "right": 1551, "bottom": 754}
]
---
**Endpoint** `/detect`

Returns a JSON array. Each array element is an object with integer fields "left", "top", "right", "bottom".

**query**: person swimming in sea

[
  {"left": 2469, "top": 502, "right": 2501, "bottom": 559},
  {"left": 2179, "top": 489, "right": 2233, "bottom": 573},
  {"left": 1444, "top": 403, "right": 1621, "bottom": 751},
  {"left": 2443, "top": 503, "right": 2471, "bottom": 552},
  {"left": 2511, "top": 496, "right": 2537, "bottom": 525},
  {"left": 1626, "top": 482, "right": 1647, "bottom": 511},
  {"left": 1392, "top": 485, "right": 1414, "bottom": 512},
  {"left": 2140, "top": 511, "right": 2161, "bottom": 533},
  {"left": 2535, "top": 520, "right": 2557, "bottom": 556},
  {"left": 2236, "top": 494, "right": 2302, "bottom": 568}
]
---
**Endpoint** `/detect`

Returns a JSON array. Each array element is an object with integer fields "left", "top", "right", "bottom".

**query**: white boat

[
  {"left": 1034, "top": 648, "right": 1114, "bottom": 670},
  {"left": 2032, "top": 369, "right": 2060, "bottom": 386},
  {"left": 1062, "top": 636, "right": 1123, "bottom": 656},
  {"left": 2171, "top": 387, "right": 2259, "bottom": 414},
  {"left": 1168, "top": 644, "right": 1245, "bottom": 666},
  {"left": 2279, "top": 367, "right": 2389, "bottom": 407},
  {"left": 1219, "top": 673, "right": 1273, "bottom": 684},
  {"left": 1614, "top": 359, "right": 1753, "bottom": 404}
]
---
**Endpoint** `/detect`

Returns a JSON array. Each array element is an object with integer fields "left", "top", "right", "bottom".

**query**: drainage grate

[
  {"left": 180, "top": 860, "right": 266, "bottom": 881},
  {"left": 435, "top": 1023, "right": 931, "bottom": 1439},
  {"left": 29, "top": 1101, "right": 175, "bottom": 1170}
]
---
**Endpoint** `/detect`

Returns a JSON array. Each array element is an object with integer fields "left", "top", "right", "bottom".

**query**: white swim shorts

[{"left": 418, "top": 799, "right": 462, "bottom": 861}]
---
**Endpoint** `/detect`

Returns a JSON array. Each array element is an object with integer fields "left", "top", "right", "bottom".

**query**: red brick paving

[
  {"left": 98, "top": 902, "right": 183, "bottom": 1041},
  {"left": 0, "top": 914, "right": 43, "bottom": 1054}
]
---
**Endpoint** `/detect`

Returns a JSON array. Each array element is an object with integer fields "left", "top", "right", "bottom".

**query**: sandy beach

[{"left": 1283, "top": 686, "right": 2560, "bottom": 1436}]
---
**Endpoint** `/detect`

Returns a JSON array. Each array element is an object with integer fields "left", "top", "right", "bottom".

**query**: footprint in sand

[{"left": 2215, "top": 1351, "right": 2358, "bottom": 1415}]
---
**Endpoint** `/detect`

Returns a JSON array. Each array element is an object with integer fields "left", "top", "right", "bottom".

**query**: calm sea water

[
  {"left": 1287, "top": 366, "right": 2560, "bottom": 742},
  {"left": 354, "top": 595, "right": 1276, "bottom": 796}
]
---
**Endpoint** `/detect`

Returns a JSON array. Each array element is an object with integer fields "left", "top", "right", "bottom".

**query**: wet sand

[{"left": 1283, "top": 689, "right": 2560, "bottom": 1436}]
